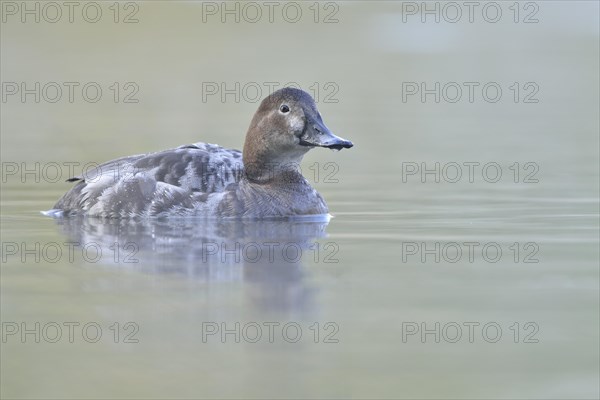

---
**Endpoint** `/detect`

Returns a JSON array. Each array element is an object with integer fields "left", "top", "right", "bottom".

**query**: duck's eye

[{"left": 279, "top": 104, "right": 290, "bottom": 114}]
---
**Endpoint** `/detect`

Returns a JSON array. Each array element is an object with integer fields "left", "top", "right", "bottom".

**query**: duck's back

[{"left": 53, "top": 143, "right": 244, "bottom": 218}]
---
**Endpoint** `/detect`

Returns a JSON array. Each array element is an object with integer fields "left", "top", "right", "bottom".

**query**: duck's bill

[{"left": 299, "top": 120, "right": 354, "bottom": 150}]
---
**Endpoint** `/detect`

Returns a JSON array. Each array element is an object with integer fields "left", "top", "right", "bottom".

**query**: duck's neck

[
  {"left": 243, "top": 158, "right": 307, "bottom": 185},
  {"left": 242, "top": 135, "right": 310, "bottom": 185}
]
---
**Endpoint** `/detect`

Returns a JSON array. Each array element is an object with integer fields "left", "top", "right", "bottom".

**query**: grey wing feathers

[
  {"left": 54, "top": 143, "right": 244, "bottom": 217},
  {"left": 65, "top": 154, "right": 146, "bottom": 182}
]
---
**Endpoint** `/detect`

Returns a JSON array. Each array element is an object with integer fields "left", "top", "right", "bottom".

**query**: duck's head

[{"left": 243, "top": 87, "right": 353, "bottom": 179}]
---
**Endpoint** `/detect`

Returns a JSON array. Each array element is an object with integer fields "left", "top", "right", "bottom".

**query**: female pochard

[{"left": 50, "top": 87, "right": 353, "bottom": 218}]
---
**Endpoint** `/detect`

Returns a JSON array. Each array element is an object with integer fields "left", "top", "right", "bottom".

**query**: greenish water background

[{"left": 1, "top": 1, "right": 599, "bottom": 399}]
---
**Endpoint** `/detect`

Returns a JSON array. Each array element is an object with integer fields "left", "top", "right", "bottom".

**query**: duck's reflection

[{"left": 52, "top": 216, "right": 330, "bottom": 314}]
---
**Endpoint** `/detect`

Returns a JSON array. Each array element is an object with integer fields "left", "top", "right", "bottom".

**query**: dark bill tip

[{"left": 325, "top": 140, "right": 354, "bottom": 150}]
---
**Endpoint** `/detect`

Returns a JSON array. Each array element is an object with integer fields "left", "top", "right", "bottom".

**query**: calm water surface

[{"left": 1, "top": 2, "right": 598, "bottom": 399}]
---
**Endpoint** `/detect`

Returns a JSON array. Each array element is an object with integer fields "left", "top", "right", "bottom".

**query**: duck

[{"left": 49, "top": 87, "right": 353, "bottom": 219}]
